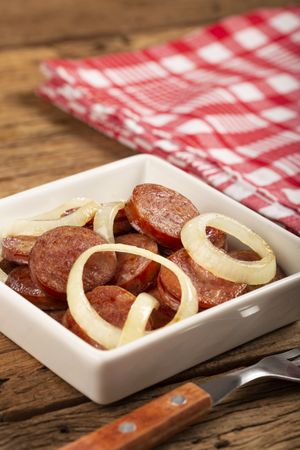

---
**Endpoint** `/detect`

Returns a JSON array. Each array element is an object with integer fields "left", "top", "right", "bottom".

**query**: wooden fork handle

[{"left": 60, "top": 383, "right": 212, "bottom": 450}]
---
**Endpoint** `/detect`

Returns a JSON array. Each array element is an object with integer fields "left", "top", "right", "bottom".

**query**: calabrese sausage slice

[
  {"left": 6, "top": 266, "right": 67, "bottom": 310},
  {"left": 125, "top": 184, "right": 199, "bottom": 249},
  {"left": 0, "top": 258, "right": 17, "bottom": 274},
  {"left": 125, "top": 184, "right": 226, "bottom": 250},
  {"left": 63, "top": 285, "right": 151, "bottom": 349},
  {"left": 113, "top": 208, "right": 133, "bottom": 236},
  {"left": 1, "top": 235, "right": 37, "bottom": 265},
  {"left": 157, "top": 248, "right": 247, "bottom": 310},
  {"left": 146, "top": 287, "right": 175, "bottom": 329},
  {"left": 47, "top": 310, "right": 67, "bottom": 323},
  {"left": 29, "top": 226, "right": 117, "bottom": 299},
  {"left": 113, "top": 233, "right": 160, "bottom": 295}
]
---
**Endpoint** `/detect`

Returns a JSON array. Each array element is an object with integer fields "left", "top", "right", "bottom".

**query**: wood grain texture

[
  {"left": 1, "top": 1, "right": 300, "bottom": 449},
  {"left": 2, "top": 0, "right": 299, "bottom": 48},
  {"left": 0, "top": 359, "right": 299, "bottom": 450}
]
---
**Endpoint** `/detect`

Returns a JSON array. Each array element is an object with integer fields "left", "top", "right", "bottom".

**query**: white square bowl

[{"left": 0, "top": 154, "right": 299, "bottom": 404}]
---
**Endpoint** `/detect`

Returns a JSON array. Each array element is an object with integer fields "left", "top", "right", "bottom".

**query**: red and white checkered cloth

[{"left": 38, "top": 7, "right": 300, "bottom": 235}]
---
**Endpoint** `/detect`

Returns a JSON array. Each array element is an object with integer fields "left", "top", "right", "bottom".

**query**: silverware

[
  {"left": 61, "top": 347, "right": 300, "bottom": 450},
  {"left": 201, "top": 347, "right": 300, "bottom": 405}
]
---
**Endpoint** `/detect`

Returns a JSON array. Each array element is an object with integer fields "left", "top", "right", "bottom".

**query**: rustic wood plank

[
  {"left": 0, "top": 320, "right": 298, "bottom": 424},
  {"left": 1, "top": 0, "right": 207, "bottom": 48},
  {"left": 0, "top": 46, "right": 133, "bottom": 198},
  {"left": 0, "top": 349, "right": 87, "bottom": 423},
  {"left": 0, "top": 376, "right": 299, "bottom": 450},
  {"left": 0, "top": 334, "right": 18, "bottom": 355},
  {"left": 1, "top": 0, "right": 299, "bottom": 48}
]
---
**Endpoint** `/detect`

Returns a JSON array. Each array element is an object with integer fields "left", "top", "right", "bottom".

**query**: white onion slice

[
  {"left": 67, "top": 243, "right": 197, "bottom": 349},
  {"left": 93, "top": 201, "right": 125, "bottom": 242},
  {"left": 29, "top": 198, "right": 95, "bottom": 220},
  {"left": 181, "top": 213, "right": 276, "bottom": 285},
  {"left": 2, "top": 201, "right": 100, "bottom": 237},
  {"left": 118, "top": 293, "right": 159, "bottom": 346},
  {"left": 0, "top": 260, "right": 8, "bottom": 283}
]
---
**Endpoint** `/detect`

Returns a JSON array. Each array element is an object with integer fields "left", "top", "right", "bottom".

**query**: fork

[{"left": 60, "top": 347, "right": 300, "bottom": 450}]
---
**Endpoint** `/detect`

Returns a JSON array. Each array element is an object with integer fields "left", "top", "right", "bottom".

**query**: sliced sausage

[
  {"left": 125, "top": 184, "right": 226, "bottom": 249},
  {"left": 0, "top": 258, "right": 17, "bottom": 274},
  {"left": 47, "top": 310, "right": 67, "bottom": 323},
  {"left": 29, "top": 226, "right": 117, "bottom": 299},
  {"left": 156, "top": 276, "right": 183, "bottom": 312},
  {"left": 6, "top": 266, "right": 67, "bottom": 310},
  {"left": 146, "top": 287, "right": 175, "bottom": 329},
  {"left": 158, "top": 228, "right": 227, "bottom": 255},
  {"left": 158, "top": 245, "right": 174, "bottom": 258},
  {"left": 206, "top": 226, "right": 227, "bottom": 250},
  {"left": 113, "top": 208, "right": 133, "bottom": 236},
  {"left": 113, "top": 233, "right": 160, "bottom": 295},
  {"left": 229, "top": 249, "right": 260, "bottom": 262},
  {"left": 157, "top": 248, "right": 247, "bottom": 310},
  {"left": 63, "top": 285, "right": 143, "bottom": 349},
  {"left": 1, "top": 235, "right": 36, "bottom": 264},
  {"left": 125, "top": 184, "right": 199, "bottom": 249}
]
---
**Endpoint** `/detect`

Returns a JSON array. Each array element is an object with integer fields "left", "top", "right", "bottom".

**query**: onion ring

[
  {"left": 67, "top": 243, "right": 197, "bottom": 349},
  {"left": 181, "top": 213, "right": 276, "bottom": 285},
  {"left": 2, "top": 201, "right": 100, "bottom": 237},
  {"left": 0, "top": 260, "right": 8, "bottom": 283},
  {"left": 93, "top": 201, "right": 125, "bottom": 243},
  {"left": 118, "top": 293, "right": 159, "bottom": 346},
  {"left": 29, "top": 198, "right": 96, "bottom": 220}
]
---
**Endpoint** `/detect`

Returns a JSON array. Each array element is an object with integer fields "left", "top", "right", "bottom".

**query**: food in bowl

[{"left": 0, "top": 183, "right": 284, "bottom": 350}]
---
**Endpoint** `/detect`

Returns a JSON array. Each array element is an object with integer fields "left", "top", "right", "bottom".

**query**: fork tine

[{"left": 275, "top": 347, "right": 300, "bottom": 360}]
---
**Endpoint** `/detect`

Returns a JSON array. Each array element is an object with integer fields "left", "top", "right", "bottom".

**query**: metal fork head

[
  {"left": 200, "top": 347, "right": 300, "bottom": 406},
  {"left": 271, "top": 347, "right": 300, "bottom": 360},
  {"left": 257, "top": 347, "right": 300, "bottom": 382}
]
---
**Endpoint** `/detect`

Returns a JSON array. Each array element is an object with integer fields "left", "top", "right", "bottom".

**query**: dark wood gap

[
  {"left": 1, "top": 396, "right": 89, "bottom": 423},
  {"left": 0, "top": 18, "right": 217, "bottom": 52}
]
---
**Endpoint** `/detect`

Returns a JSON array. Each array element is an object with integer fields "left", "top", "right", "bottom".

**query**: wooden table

[{"left": 1, "top": 1, "right": 300, "bottom": 448}]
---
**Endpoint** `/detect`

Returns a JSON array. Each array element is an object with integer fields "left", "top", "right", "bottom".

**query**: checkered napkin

[{"left": 38, "top": 7, "right": 300, "bottom": 235}]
